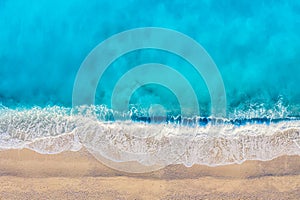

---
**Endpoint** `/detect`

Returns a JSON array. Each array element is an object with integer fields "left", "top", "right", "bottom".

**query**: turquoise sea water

[{"left": 0, "top": 0, "right": 300, "bottom": 171}]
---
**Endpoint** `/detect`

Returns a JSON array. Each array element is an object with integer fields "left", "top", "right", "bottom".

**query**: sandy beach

[{"left": 0, "top": 148, "right": 299, "bottom": 199}]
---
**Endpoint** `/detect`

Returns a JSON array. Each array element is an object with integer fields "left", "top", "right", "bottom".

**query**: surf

[{"left": 0, "top": 105, "right": 299, "bottom": 169}]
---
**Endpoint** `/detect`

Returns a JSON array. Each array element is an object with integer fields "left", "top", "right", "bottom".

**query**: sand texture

[{"left": 0, "top": 149, "right": 299, "bottom": 200}]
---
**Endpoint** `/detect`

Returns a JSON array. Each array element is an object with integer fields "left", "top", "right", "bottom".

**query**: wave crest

[{"left": 0, "top": 105, "right": 299, "bottom": 171}]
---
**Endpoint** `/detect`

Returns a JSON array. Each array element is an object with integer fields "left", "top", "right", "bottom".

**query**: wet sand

[{"left": 0, "top": 149, "right": 299, "bottom": 199}]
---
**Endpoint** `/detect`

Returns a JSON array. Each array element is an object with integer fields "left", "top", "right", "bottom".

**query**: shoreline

[
  {"left": 0, "top": 149, "right": 299, "bottom": 199},
  {"left": 0, "top": 148, "right": 299, "bottom": 178}
]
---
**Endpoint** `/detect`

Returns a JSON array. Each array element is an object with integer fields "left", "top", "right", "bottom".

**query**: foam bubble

[{"left": 0, "top": 105, "right": 299, "bottom": 171}]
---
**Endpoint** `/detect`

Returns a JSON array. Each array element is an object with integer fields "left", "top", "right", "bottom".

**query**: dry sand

[{"left": 0, "top": 148, "right": 299, "bottom": 199}]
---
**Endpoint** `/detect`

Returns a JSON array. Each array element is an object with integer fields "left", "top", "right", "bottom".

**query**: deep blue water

[{"left": 0, "top": 0, "right": 300, "bottom": 120}]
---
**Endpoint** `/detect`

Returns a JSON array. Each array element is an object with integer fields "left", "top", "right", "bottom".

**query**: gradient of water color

[{"left": 0, "top": 0, "right": 300, "bottom": 172}]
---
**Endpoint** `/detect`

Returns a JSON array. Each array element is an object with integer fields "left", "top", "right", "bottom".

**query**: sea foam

[{"left": 0, "top": 105, "right": 299, "bottom": 168}]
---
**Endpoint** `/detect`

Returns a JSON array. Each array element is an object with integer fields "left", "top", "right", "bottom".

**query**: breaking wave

[{"left": 0, "top": 105, "right": 299, "bottom": 169}]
